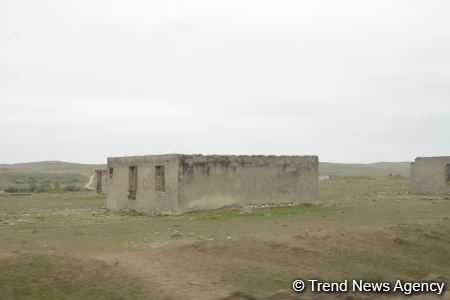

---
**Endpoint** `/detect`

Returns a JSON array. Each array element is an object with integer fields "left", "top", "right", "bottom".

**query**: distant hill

[
  {"left": 0, "top": 161, "right": 106, "bottom": 191},
  {"left": 0, "top": 161, "right": 105, "bottom": 175},
  {"left": 319, "top": 162, "right": 411, "bottom": 177},
  {"left": 0, "top": 160, "right": 411, "bottom": 191}
]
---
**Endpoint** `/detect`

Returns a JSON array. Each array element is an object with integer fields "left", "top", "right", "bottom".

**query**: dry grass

[{"left": 0, "top": 177, "right": 449, "bottom": 299}]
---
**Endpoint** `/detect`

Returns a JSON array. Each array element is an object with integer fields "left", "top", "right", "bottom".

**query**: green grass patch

[{"left": 184, "top": 204, "right": 342, "bottom": 221}]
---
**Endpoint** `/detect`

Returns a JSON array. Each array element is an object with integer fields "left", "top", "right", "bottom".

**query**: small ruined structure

[
  {"left": 410, "top": 156, "right": 450, "bottom": 194},
  {"left": 95, "top": 170, "right": 107, "bottom": 194},
  {"left": 106, "top": 154, "right": 319, "bottom": 214}
]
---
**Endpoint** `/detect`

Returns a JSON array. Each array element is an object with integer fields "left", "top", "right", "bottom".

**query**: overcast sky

[{"left": 1, "top": 0, "right": 449, "bottom": 164}]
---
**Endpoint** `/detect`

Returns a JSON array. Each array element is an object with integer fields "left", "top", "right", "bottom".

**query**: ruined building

[
  {"left": 410, "top": 156, "right": 450, "bottom": 194},
  {"left": 106, "top": 154, "right": 319, "bottom": 214},
  {"left": 95, "top": 170, "right": 107, "bottom": 194}
]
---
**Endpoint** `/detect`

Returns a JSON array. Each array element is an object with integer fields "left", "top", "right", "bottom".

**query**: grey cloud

[{"left": 1, "top": 0, "right": 450, "bottom": 163}]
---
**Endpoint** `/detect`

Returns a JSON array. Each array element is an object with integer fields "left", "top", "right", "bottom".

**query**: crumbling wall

[
  {"left": 106, "top": 155, "right": 179, "bottom": 214},
  {"left": 95, "top": 170, "right": 107, "bottom": 194},
  {"left": 410, "top": 156, "right": 450, "bottom": 194},
  {"left": 178, "top": 155, "right": 319, "bottom": 212},
  {"left": 107, "top": 154, "right": 319, "bottom": 215}
]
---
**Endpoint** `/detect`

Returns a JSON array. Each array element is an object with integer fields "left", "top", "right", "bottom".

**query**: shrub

[
  {"left": 17, "top": 186, "right": 34, "bottom": 193},
  {"left": 4, "top": 186, "right": 19, "bottom": 193},
  {"left": 35, "top": 184, "right": 53, "bottom": 193},
  {"left": 63, "top": 185, "right": 81, "bottom": 192},
  {"left": 29, "top": 183, "right": 37, "bottom": 192}
]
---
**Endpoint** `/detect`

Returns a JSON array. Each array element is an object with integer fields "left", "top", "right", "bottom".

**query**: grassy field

[{"left": 0, "top": 176, "right": 449, "bottom": 299}]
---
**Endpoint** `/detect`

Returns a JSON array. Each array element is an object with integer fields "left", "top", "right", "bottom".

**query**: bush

[
  {"left": 29, "top": 183, "right": 37, "bottom": 192},
  {"left": 4, "top": 186, "right": 19, "bottom": 193},
  {"left": 35, "top": 184, "right": 53, "bottom": 193},
  {"left": 17, "top": 186, "right": 34, "bottom": 193},
  {"left": 63, "top": 185, "right": 81, "bottom": 192}
]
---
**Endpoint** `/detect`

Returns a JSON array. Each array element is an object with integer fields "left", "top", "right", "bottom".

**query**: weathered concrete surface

[
  {"left": 95, "top": 170, "right": 107, "bottom": 194},
  {"left": 107, "top": 155, "right": 180, "bottom": 214},
  {"left": 178, "top": 155, "right": 318, "bottom": 212},
  {"left": 410, "top": 156, "right": 450, "bottom": 194},
  {"left": 107, "top": 154, "right": 318, "bottom": 215}
]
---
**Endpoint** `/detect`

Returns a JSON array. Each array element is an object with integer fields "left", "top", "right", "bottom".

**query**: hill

[
  {"left": 319, "top": 161, "right": 411, "bottom": 177},
  {"left": 0, "top": 160, "right": 411, "bottom": 191},
  {"left": 0, "top": 161, "right": 105, "bottom": 175},
  {"left": 0, "top": 161, "right": 106, "bottom": 191}
]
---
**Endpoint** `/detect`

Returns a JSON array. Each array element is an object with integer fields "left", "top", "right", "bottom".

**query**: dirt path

[{"left": 84, "top": 174, "right": 95, "bottom": 190}]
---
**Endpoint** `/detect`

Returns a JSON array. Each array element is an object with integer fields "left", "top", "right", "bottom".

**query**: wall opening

[
  {"left": 155, "top": 166, "right": 165, "bottom": 192},
  {"left": 109, "top": 167, "right": 114, "bottom": 179},
  {"left": 128, "top": 166, "right": 137, "bottom": 200}
]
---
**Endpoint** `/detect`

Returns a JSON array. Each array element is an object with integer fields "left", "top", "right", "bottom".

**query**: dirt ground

[{"left": 0, "top": 176, "right": 449, "bottom": 299}]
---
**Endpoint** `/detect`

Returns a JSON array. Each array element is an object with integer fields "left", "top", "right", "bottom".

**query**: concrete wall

[
  {"left": 107, "top": 155, "right": 180, "bottom": 214},
  {"left": 410, "top": 156, "right": 450, "bottom": 194},
  {"left": 178, "top": 155, "right": 319, "bottom": 213},
  {"left": 107, "top": 154, "right": 319, "bottom": 214},
  {"left": 95, "top": 170, "right": 107, "bottom": 194}
]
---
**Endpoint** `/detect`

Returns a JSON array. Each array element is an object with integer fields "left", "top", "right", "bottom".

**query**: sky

[{"left": 1, "top": 0, "right": 450, "bottom": 164}]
